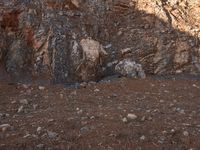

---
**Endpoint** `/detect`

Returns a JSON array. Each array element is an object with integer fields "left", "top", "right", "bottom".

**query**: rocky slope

[{"left": 0, "top": 0, "right": 199, "bottom": 83}]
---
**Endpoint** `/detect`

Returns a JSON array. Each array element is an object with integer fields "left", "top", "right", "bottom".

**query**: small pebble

[
  {"left": 122, "top": 117, "right": 128, "bottom": 123},
  {"left": 140, "top": 135, "right": 146, "bottom": 140},
  {"left": 38, "top": 86, "right": 45, "bottom": 90},
  {"left": 17, "top": 106, "right": 24, "bottom": 113},
  {"left": 0, "top": 124, "right": 11, "bottom": 132},
  {"left": 94, "top": 89, "right": 100, "bottom": 92},
  {"left": 37, "top": 127, "right": 42, "bottom": 134},
  {"left": 36, "top": 144, "right": 45, "bottom": 149},
  {"left": 183, "top": 131, "right": 189, "bottom": 137},
  {"left": 20, "top": 99, "right": 28, "bottom": 105},
  {"left": 127, "top": 113, "right": 137, "bottom": 120},
  {"left": 47, "top": 131, "right": 58, "bottom": 139}
]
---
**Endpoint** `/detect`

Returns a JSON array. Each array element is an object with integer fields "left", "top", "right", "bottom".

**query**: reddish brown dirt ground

[{"left": 0, "top": 77, "right": 200, "bottom": 150}]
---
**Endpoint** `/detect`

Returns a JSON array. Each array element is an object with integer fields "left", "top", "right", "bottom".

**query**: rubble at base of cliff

[{"left": 0, "top": 0, "right": 199, "bottom": 83}]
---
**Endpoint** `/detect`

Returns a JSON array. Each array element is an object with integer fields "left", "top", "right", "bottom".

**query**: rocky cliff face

[{"left": 0, "top": 0, "right": 199, "bottom": 83}]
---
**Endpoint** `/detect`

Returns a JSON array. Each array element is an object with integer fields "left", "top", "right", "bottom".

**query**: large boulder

[{"left": 75, "top": 38, "right": 108, "bottom": 81}]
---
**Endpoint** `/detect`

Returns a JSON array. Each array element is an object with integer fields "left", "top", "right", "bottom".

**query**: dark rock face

[{"left": 0, "top": 0, "right": 199, "bottom": 83}]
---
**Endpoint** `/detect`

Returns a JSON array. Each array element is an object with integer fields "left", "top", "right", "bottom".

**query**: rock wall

[{"left": 0, "top": 0, "right": 199, "bottom": 83}]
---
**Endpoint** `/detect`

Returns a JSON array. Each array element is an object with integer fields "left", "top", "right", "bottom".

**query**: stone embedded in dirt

[
  {"left": 47, "top": 131, "right": 58, "bottom": 139},
  {"left": 80, "top": 82, "right": 87, "bottom": 88},
  {"left": 33, "top": 104, "right": 38, "bottom": 110},
  {"left": 141, "top": 116, "right": 146, "bottom": 122},
  {"left": 94, "top": 89, "right": 100, "bottom": 92},
  {"left": 38, "top": 86, "right": 45, "bottom": 90},
  {"left": 19, "top": 99, "right": 28, "bottom": 105},
  {"left": 120, "top": 48, "right": 132, "bottom": 55},
  {"left": 122, "top": 117, "right": 128, "bottom": 123},
  {"left": 127, "top": 113, "right": 137, "bottom": 120},
  {"left": 48, "top": 119, "right": 54, "bottom": 123},
  {"left": 140, "top": 135, "right": 146, "bottom": 140},
  {"left": 183, "top": 131, "right": 189, "bottom": 136},
  {"left": 36, "top": 144, "right": 45, "bottom": 149},
  {"left": 90, "top": 116, "right": 95, "bottom": 119},
  {"left": 37, "top": 127, "right": 42, "bottom": 134},
  {"left": 80, "top": 126, "right": 90, "bottom": 134},
  {"left": 17, "top": 106, "right": 24, "bottom": 113},
  {"left": 0, "top": 124, "right": 11, "bottom": 132},
  {"left": 60, "top": 93, "right": 64, "bottom": 99},
  {"left": 115, "top": 59, "right": 146, "bottom": 78}
]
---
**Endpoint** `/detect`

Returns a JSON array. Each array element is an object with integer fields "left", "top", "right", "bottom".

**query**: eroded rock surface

[{"left": 0, "top": 0, "right": 199, "bottom": 83}]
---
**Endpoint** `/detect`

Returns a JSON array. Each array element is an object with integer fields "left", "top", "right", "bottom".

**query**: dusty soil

[{"left": 0, "top": 77, "right": 200, "bottom": 150}]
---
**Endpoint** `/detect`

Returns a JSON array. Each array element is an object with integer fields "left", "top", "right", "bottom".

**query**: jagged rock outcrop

[{"left": 0, "top": 0, "right": 199, "bottom": 83}]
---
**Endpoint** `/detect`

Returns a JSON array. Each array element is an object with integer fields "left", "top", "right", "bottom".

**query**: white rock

[
  {"left": 37, "top": 127, "right": 42, "bottom": 133},
  {"left": 140, "top": 135, "right": 146, "bottom": 140},
  {"left": 38, "top": 86, "right": 45, "bottom": 90},
  {"left": 122, "top": 117, "right": 128, "bottom": 123},
  {"left": 17, "top": 106, "right": 24, "bottom": 113},
  {"left": 94, "top": 89, "right": 100, "bottom": 92},
  {"left": 127, "top": 113, "right": 137, "bottom": 120}
]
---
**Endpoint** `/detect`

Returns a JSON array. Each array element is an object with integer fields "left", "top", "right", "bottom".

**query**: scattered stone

[
  {"left": 94, "top": 89, "right": 100, "bottom": 92},
  {"left": 122, "top": 117, "right": 128, "bottom": 123},
  {"left": 141, "top": 116, "right": 146, "bottom": 121},
  {"left": 80, "top": 126, "right": 90, "bottom": 134},
  {"left": 159, "top": 100, "right": 164, "bottom": 103},
  {"left": 0, "top": 124, "right": 11, "bottom": 132},
  {"left": 33, "top": 104, "right": 38, "bottom": 110},
  {"left": 17, "top": 106, "right": 24, "bottom": 113},
  {"left": 183, "top": 131, "right": 189, "bottom": 136},
  {"left": 19, "top": 99, "right": 28, "bottom": 105},
  {"left": 37, "top": 127, "right": 42, "bottom": 134},
  {"left": 23, "top": 134, "right": 31, "bottom": 138},
  {"left": 48, "top": 119, "right": 54, "bottom": 123},
  {"left": 38, "top": 86, "right": 45, "bottom": 90},
  {"left": 112, "top": 93, "right": 117, "bottom": 97},
  {"left": 147, "top": 116, "right": 153, "bottom": 121},
  {"left": 47, "top": 131, "right": 58, "bottom": 139},
  {"left": 36, "top": 144, "right": 45, "bottom": 149},
  {"left": 11, "top": 100, "right": 17, "bottom": 104},
  {"left": 22, "top": 84, "right": 29, "bottom": 89},
  {"left": 60, "top": 94, "right": 64, "bottom": 99},
  {"left": 90, "top": 116, "right": 95, "bottom": 119},
  {"left": 192, "top": 84, "right": 199, "bottom": 88},
  {"left": 140, "top": 135, "right": 146, "bottom": 140},
  {"left": 77, "top": 109, "right": 83, "bottom": 114},
  {"left": 80, "top": 82, "right": 87, "bottom": 88},
  {"left": 120, "top": 48, "right": 132, "bottom": 55},
  {"left": 127, "top": 113, "right": 137, "bottom": 120}
]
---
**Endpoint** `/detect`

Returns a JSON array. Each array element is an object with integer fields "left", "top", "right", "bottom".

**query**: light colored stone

[
  {"left": 183, "top": 131, "right": 189, "bottom": 136},
  {"left": 122, "top": 117, "right": 128, "bottom": 123},
  {"left": 20, "top": 99, "right": 28, "bottom": 105},
  {"left": 17, "top": 106, "right": 24, "bottom": 113},
  {"left": 38, "top": 86, "right": 45, "bottom": 90},
  {"left": 127, "top": 113, "right": 137, "bottom": 120},
  {"left": 115, "top": 59, "right": 146, "bottom": 78},
  {"left": 0, "top": 124, "right": 11, "bottom": 132}
]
